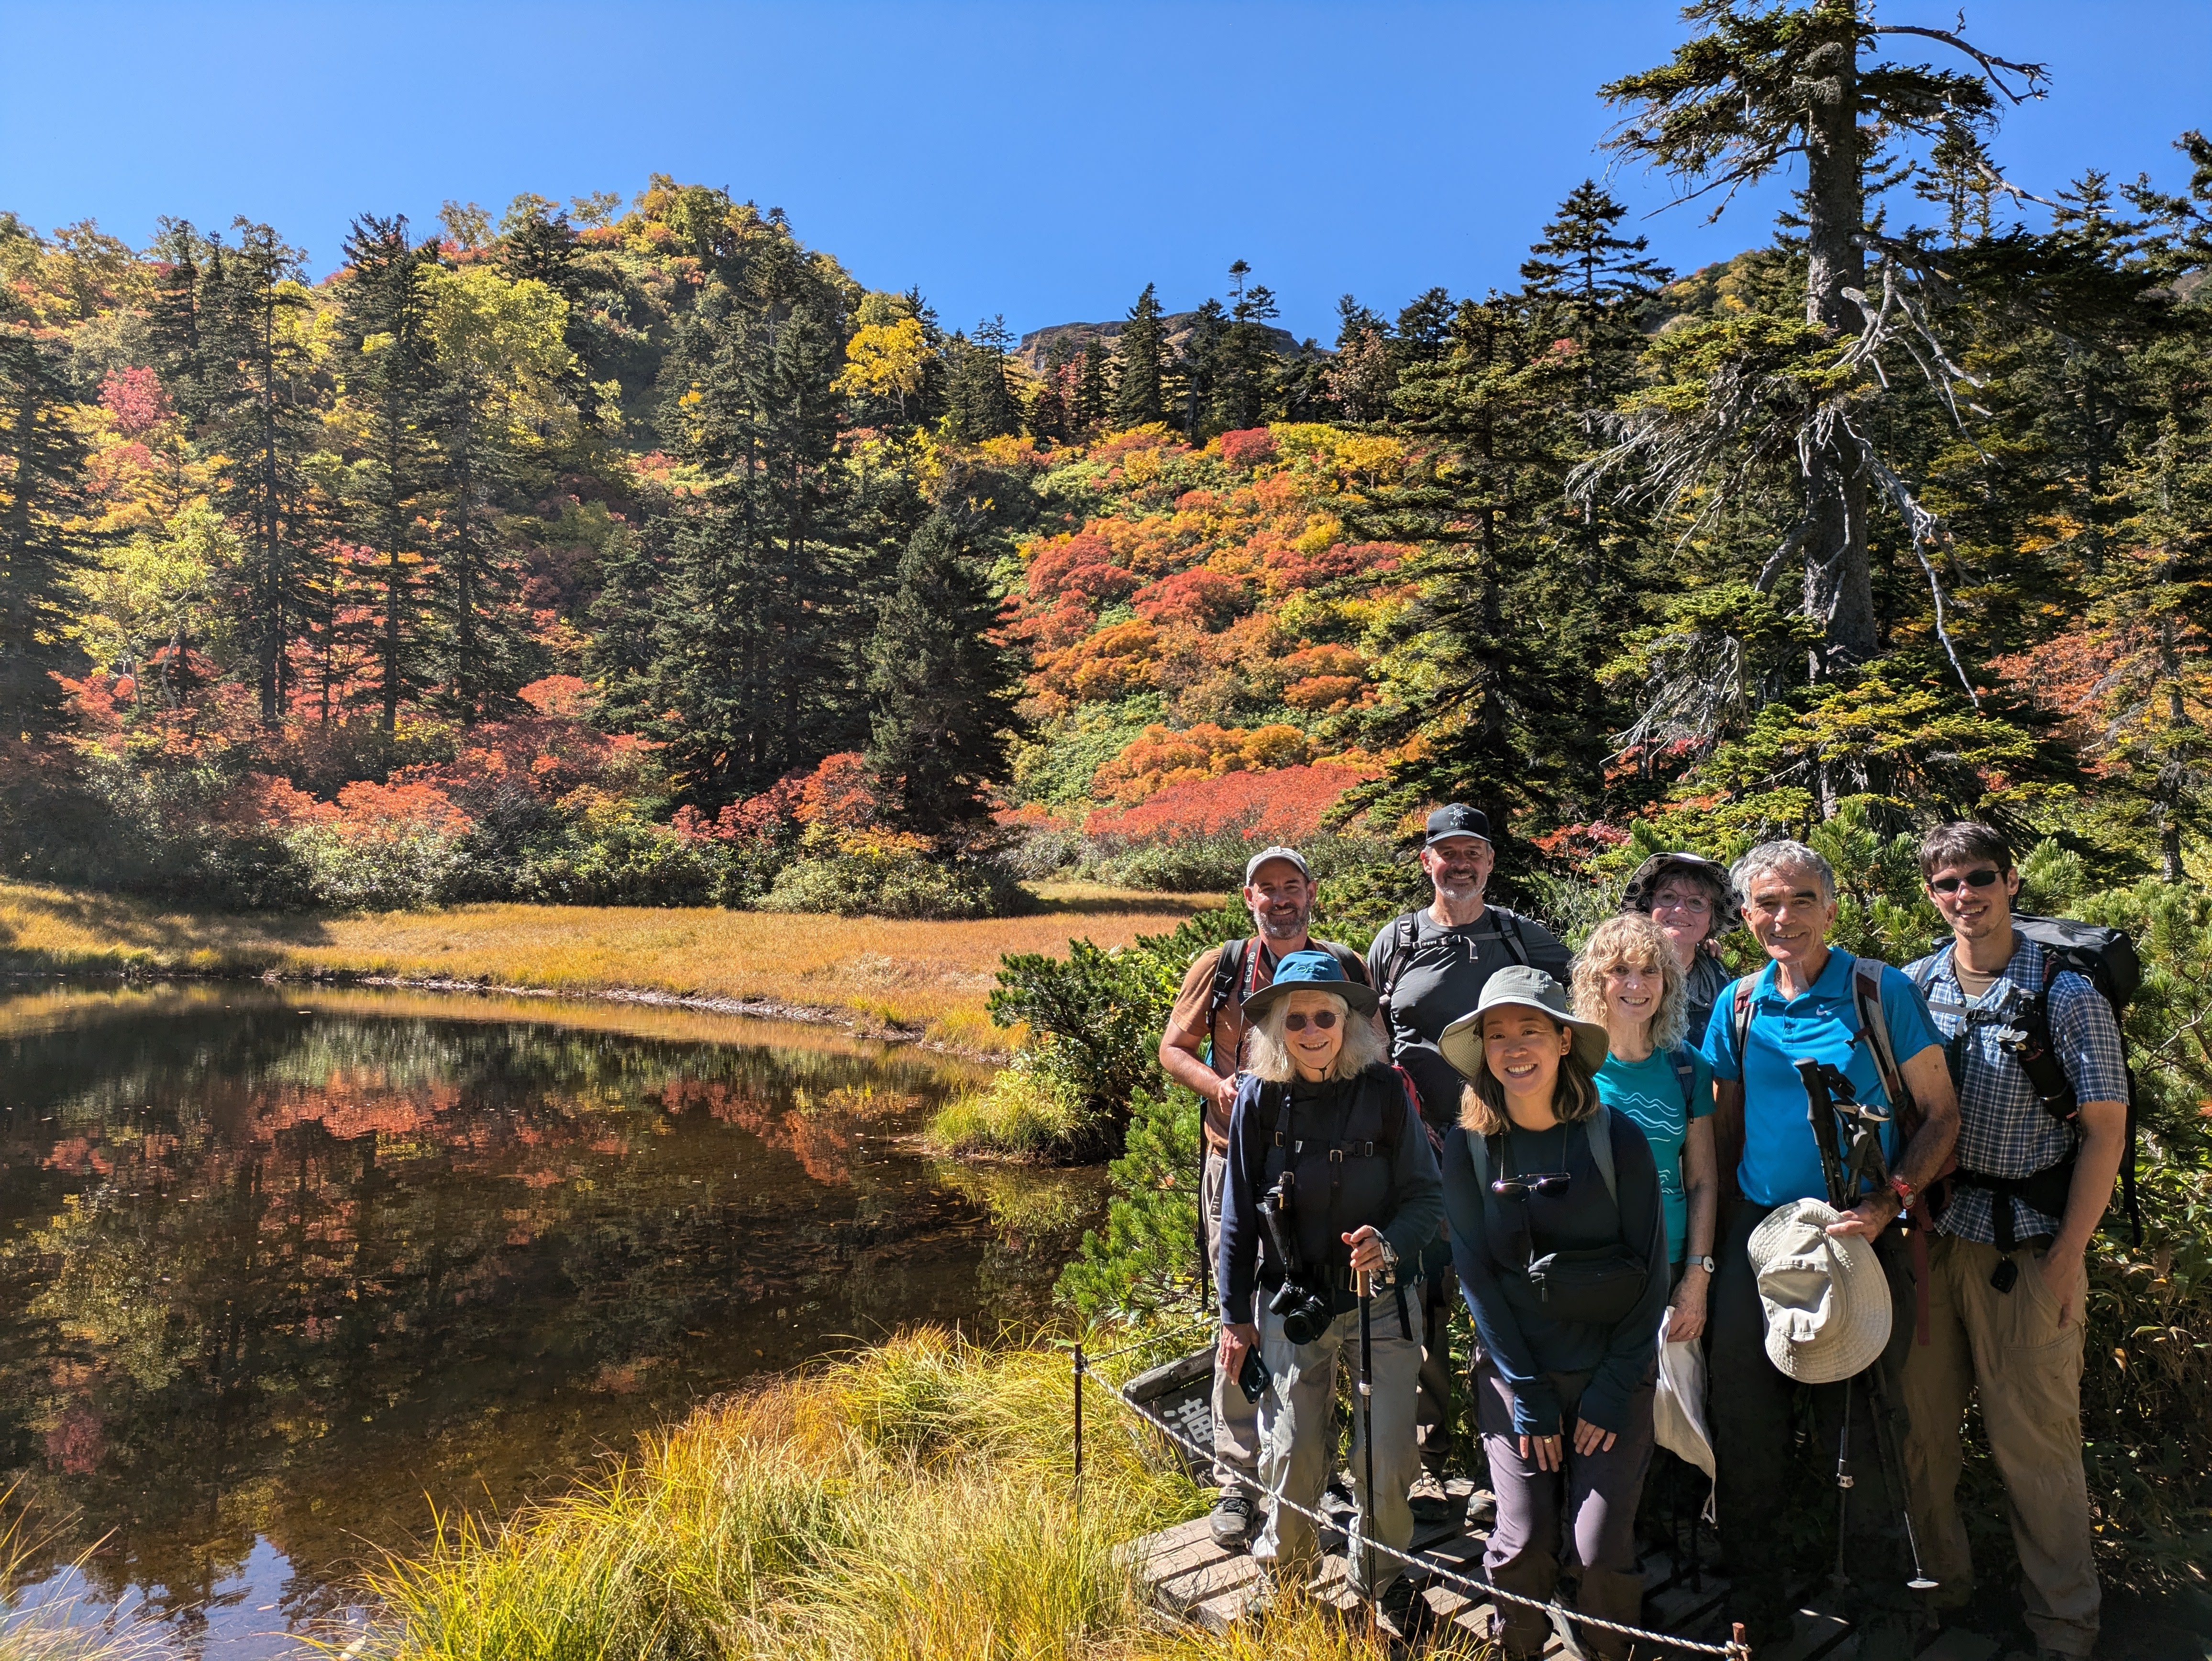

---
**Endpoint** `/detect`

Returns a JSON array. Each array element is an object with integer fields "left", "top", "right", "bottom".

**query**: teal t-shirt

[
  {"left": 1594, "top": 1045, "right": 1712, "bottom": 1264},
  {"left": 1702, "top": 949, "right": 1943, "bottom": 1208}
]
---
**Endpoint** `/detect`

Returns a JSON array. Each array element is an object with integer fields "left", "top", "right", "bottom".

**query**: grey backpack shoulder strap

[{"left": 1586, "top": 1103, "right": 1616, "bottom": 1207}]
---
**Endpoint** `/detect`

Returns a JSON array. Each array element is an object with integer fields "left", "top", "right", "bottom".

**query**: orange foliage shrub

[
  {"left": 1090, "top": 722, "right": 1314, "bottom": 803},
  {"left": 1285, "top": 675, "right": 1364, "bottom": 711},
  {"left": 1037, "top": 620, "right": 1162, "bottom": 701}
]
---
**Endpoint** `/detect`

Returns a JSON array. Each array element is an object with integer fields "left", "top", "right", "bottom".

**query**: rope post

[
  {"left": 1733, "top": 1619, "right": 1750, "bottom": 1661},
  {"left": 1072, "top": 1340, "right": 1084, "bottom": 1512}
]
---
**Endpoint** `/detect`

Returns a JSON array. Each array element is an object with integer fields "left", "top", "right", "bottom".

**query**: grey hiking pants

[
  {"left": 1255, "top": 1298, "right": 1423, "bottom": 1596},
  {"left": 1477, "top": 1358, "right": 1656, "bottom": 1661},
  {"left": 1203, "top": 1145, "right": 1261, "bottom": 1490}
]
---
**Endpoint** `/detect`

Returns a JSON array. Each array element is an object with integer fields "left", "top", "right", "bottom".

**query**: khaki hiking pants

[
  {"left": 1254, "top": 1299, "right": 1423, "bottom": 1597},
  {"left": 1902, "top": 1232, "right": 2098, "bottom": 1656},
  {"left": 1203, "top": 1145, "right": 1262, "bottom": 1491}
]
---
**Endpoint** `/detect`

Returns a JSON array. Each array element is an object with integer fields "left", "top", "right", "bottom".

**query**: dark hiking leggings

[
  {"left": 1707, "top": 1196, "right": 1919, "bottom": 1618},
  {"left": 1476, "top": 1359, "right": 1655, "bottom": 1660}
]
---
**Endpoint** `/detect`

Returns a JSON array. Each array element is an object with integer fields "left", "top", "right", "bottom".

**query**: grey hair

[
  {"left": 1246, "top": 990, "right": 1389, "bottom": 1083},
  {"left": 1731, "top": 839, "right": 1836, "bottom": 906}
]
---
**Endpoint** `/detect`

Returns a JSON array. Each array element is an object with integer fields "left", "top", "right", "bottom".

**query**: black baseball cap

[{"left": 1424, "top": 804, "right": 1492, "bottom": 846}]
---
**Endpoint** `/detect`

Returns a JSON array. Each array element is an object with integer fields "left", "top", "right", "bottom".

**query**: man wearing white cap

[
  {"left": 1160, "top": 843, "right": 1371, "bottom": 1549},
  {"left": 1702, "top": 840, "right": 1959, "bottom": 1652}
]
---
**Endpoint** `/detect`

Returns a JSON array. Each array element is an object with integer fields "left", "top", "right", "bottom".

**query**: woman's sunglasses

[
  {"left": 1282, "top": 1010, "right": 1339, "bottom": 1032},
  {"left": 1929, "top": 868, "right": 2004, "bottom": 895},
  {"left": 1491, "top": 1173, "right": 1571, "bottom": 1199}
]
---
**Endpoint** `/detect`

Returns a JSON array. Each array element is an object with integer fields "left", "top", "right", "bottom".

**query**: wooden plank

[{"left": 1915, "top": 1626, "right": 1998, "bottom": 1661}]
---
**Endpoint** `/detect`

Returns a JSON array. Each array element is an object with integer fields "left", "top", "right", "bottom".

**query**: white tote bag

[{"left": 1652, "top": 1312, "right": 1716, "bottom": 1514}]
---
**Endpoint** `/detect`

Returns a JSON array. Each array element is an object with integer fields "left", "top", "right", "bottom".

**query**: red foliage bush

[
  {"left": 98, "top": 366, "right": 169, "bottom": 438},
  {"left": 1083, "top": 762, "right": 1371, "bottom": 843},
  {"left": 1025, "top": 532, "right": 1140, "bottom": 608},
  {"left": 1132, "top": 566, "right": 1248, "bottom": 631},
  {"left": 1218, "top": 427, "right": 1278, "bottom": 468}
]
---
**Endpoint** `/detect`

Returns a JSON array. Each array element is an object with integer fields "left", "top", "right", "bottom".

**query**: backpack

[
  {"left": 1667, "top": 1045, "right": 1699, "bottom": 1116},
  {"left": 1465, "top": 1103, "right": 1618, "bottom": 1204},
  {"left": 1709, "top": 954, "right": 1933, "bottom": 1201},
  {"left": 1375, "top": 907, "right": 1531, "bottom": 1018},
  {"left": 1910, "top": 914, "right": 2143, "bottom": 1245},
  {"left": 1202, "top": 936, "right": 1371, "bottom": 1072}
]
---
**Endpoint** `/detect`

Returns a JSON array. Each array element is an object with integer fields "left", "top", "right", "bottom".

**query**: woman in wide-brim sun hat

[{"left": 1435, "top": 963, "right": 1668, "bottom": 1661}]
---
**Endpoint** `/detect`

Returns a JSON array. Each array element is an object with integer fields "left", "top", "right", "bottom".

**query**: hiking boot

[
  {"left": 1209, "top": 1488, "right": 1255, "bottom": 1550},
  {"left": 1407, "top": 1468, "right": 1455, "bottom": 1524}
]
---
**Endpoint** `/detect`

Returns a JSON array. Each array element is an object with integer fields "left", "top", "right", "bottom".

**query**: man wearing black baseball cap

[{"left": 1368, "top": 803, "right": 1573, "bottom": 1516}]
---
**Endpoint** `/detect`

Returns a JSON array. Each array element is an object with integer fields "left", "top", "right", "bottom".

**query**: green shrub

[
  {"left": 1056, "top": 1084, "right": 1207, "bottom": 1320},
  {"left": 284, "top": 820, "right": 471, "bottom": 911},
  {"left": 764, "top": 827, "right": 1027, "bottom": 920}
]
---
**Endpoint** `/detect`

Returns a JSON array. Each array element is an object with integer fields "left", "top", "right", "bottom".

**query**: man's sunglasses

[
  {"left": 1282, "top": 1010, "right": 1339, "bottom": 1032},
  {"left": 1929, "top": 868, "right": 2004, "bottom": 895},
  {"left": 1492, "top": 1173, "right": 1571, "bottom": 1199}
]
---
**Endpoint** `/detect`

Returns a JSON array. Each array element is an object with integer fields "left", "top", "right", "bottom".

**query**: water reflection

[{"left": 0, "top": 985, "right": 1096, "bottom": 1656}]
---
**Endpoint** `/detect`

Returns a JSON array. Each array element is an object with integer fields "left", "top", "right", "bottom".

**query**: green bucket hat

[{"left": 1437, "top": 964, "right": 1611, "bottom": 1081}]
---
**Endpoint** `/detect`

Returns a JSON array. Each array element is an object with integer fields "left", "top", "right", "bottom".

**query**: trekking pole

[
  {"left": 1358, "top": 1265, "right": 1378, "bottom": 1633},
  {"left": 1832, "top": 1373, "right": 1855, "bottom": 1589},
  {"left": 1794, "top": 1059, "right": 1937, "bottom": 1594}
]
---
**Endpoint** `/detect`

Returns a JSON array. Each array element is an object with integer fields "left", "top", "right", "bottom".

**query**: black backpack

[
  {"left": 1914, "top": 913, "right": 2143, "bottom": 1244},
  {"left": 1374, "top": 907, "right": 1530, "bottom": 1019}
]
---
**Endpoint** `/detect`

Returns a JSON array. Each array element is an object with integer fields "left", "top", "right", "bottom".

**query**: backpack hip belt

[{"left": 1951, "top": 1153, "right": 2077, "bottom": 1260}]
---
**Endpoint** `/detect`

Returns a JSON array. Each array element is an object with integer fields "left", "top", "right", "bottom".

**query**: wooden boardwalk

[{"left": 1130, "top": 1485, "right": 2002, "bottom": 1659}]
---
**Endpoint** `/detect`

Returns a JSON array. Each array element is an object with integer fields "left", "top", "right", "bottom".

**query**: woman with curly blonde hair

[{"left": 1574, "top": 913, "right": 1718, "bottom": 1341}]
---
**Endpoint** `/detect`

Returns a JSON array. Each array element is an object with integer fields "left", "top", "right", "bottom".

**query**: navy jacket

[{"left": 1444, "top": 1111, "right": 1668, "bottom": 1437}]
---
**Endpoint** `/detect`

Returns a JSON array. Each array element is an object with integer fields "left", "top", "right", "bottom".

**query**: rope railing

[{"left": 1075, "top": 1340, "right": 1753, "bottom": 1661}]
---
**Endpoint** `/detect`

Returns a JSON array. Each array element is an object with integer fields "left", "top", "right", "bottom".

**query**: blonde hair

[
  {"left": 1457, "top": 1013, "right": 1601, "bottom": 1137},
  {"left": 1572, "top": 913, "right": 1689, "bottom": 1051},
  {"left": 1246, "top": 990, "right": 1389, "bottom": 1083}
]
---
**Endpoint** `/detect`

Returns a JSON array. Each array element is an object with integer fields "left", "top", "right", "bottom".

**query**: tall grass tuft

[{"left": 357, "top": 1329, "right": 1204, "bottom": 1661}]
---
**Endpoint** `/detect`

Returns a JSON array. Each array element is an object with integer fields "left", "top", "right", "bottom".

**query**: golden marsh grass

[{"left": 0, "top": 881, "right": 1210, "bottom": 1050}]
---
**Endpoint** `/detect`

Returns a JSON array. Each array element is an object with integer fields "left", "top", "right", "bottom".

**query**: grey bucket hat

[{"left": 1437, "top": 964, "right": 1611, "bottom": 1082}]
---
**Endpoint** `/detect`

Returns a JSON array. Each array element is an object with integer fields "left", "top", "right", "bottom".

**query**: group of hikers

[{"left": 1160, "top": 808, "right": 2125, "bottom": 1658}]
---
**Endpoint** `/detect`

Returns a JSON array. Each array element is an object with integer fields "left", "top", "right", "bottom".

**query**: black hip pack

[{"left": 1468, "top": 1107, "right": 1649, "bottom": 1326}]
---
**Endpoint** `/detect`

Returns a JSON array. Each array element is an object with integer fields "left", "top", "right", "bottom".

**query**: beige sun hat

[
  {"left": 1438, "top": 964, "right": 1611, "bottom": 1081},
  {"left": 1746, "top": 1199, "right": 1893, "bottom": 1385}
]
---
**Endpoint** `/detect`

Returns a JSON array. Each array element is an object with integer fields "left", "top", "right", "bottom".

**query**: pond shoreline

[{"left": 3, "top": 962, "right": 1016, "bottom": 1062}]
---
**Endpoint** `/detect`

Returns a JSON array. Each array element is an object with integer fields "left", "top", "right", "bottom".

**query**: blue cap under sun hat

[
  {"left": 1424, "top": 804, "right": 1492, "bottom": 846},
  {"left": 1240, "top": 948, "right": 1380, "bottom": 1021},
  {"left": 1436, "top": 964, "right": 1610, "bottom": 1080}
]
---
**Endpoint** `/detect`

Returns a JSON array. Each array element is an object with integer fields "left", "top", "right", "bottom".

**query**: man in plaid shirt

[{"left": 1902, "top": 823, "right": 2129, "bottom": 1661}]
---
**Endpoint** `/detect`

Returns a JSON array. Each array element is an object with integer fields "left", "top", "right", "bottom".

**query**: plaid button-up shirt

[{"left": 1906, "top": 935, "right": 2130, "bottom": 1245}]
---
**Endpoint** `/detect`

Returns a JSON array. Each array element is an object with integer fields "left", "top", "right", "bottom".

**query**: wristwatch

[
  {"left": 1890, "top": 1174, "right": 1918, "bottom": 1213},
  {"left": 1688, "top": 1255, "right": 1716, "bottom": 1274}
]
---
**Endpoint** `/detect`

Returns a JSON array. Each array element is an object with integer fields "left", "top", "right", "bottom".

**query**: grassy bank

[
  {"left": 0, "top": 881, "right": 1208, "bottom": 1052},
  {"left": 354, "top": 1328, "right": 1473, "bottom": 1661}
]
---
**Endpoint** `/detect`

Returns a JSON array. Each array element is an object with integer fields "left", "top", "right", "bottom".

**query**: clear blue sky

[{"left": 3, "top": 2, "right": 2206, "bottom": 343}]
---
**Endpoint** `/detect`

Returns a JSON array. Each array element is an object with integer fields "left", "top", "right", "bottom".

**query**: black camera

[
  {"left": 1269, "top": 1277, "right": 1336, "bottom": 1346},
  {"left": 1260, "top": 1170, "right": 1336, "bottom": 1345}
]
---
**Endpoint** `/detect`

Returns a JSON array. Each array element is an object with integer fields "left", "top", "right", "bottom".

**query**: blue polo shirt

[{"left": 1702, "top": 948, "right": 1942, "bottom": 1208}]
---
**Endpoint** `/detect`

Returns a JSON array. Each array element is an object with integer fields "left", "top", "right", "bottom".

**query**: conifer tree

[
  {"left": 0, "top": 326, "right": 91, "bottom": 741},
  {"left": 1110, "top": 284, "right": 1168, "bottom": 428},
  {"left": 943, "top": 316, "right": 1021, "bottom": 442},
  {"left": 1175, "top": 299, "right": 1226, "bottom": 441},
  {"left": 864, "top": 510, "right": 1020, "bottom": 830},
  {"left": 338, "top": 214, "right": 439, "bottom": 732},
  {"left": 1075, "top": 336, "right": 1113, "bottom": 431},
  {"left": 1213, "top": 260, "right": 1279, "bottom": 432},
  {"left": 1596, "top": 0, "right": 2049, "bottom": 685},
  {"left": 204, "top": 219, "right": 317, "bottom": 723}
]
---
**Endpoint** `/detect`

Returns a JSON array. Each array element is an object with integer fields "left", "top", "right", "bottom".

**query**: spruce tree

[
  {"left": 1213, "top": 260, "right": 1279, "bottom": 431},
  {"left": 338, "top": 214, "right": 439, "bottom": 732},
  {"left": 1075, "top": 336, "right": 1113, "bottom": 432},
  {"left": 204, "top": 219, "right": 317, "bottom": 723},
  {"left": 1110, "top": 283, "right": 1168, "bottom": 428},
  {"left": 865, "top": 510, "right": 1020, "bottom": 830},
  {"left": 1175, "top": 299, "right": 1226, "bottom": 441},
  {"left": 943, "top": 317, "right": 1021, "bottom": 442},
  {"left": 0, "top": 327, "right": 91, "bottom": 742}
]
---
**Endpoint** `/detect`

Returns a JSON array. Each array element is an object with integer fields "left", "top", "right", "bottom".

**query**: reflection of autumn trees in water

[{"left": 0, "top": 990, "right": 1091, "bottom": 1638}]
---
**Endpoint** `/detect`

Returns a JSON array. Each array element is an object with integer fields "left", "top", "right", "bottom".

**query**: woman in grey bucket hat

[{"left": 1436, "top": 965, "right": 1670, "bottom": 1660}]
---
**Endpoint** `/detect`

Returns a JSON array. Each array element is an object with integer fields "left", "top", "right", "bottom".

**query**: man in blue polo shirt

[{"left": 1703, "top": 840, "right": 1960, "bottom": 1651}]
